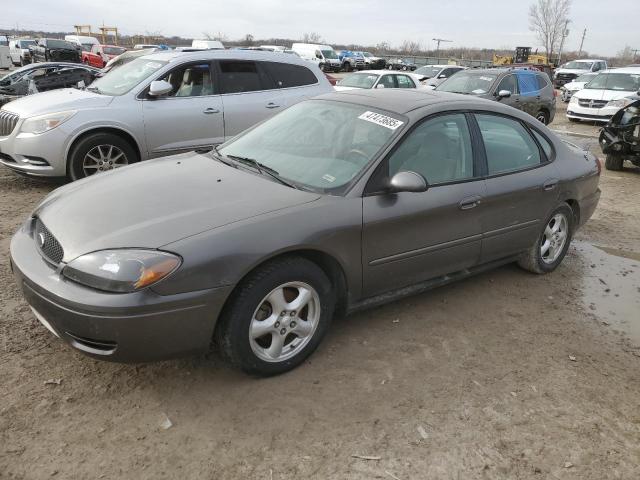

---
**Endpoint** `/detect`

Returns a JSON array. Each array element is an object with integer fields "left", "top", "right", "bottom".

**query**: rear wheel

[
  {"left": 517, "top": 204, "right": 573, "bottom": 274},
  {"left": 216, "top": 256, "right": 335, "bottom": 376},
  {"left": 604, "top": 154, "right": 624, "bottom": 171},
  {"left": 536, "top": 110, "right": 549, "bottom": 125},
  {"left": 68, "top": 132, "right": 137, "bottom": 181}
]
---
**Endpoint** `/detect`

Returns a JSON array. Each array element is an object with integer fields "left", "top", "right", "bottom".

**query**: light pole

[{"left": 432, "top": 38, "right": 452, "bottom": 61}]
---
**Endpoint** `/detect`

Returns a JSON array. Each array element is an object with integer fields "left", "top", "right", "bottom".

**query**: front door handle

[
  {"left": 542, "top": 179, "right": 559, "bottom": 191},
  {"left": 203, "top": 107, "right": 220, "bottom": 114},
  {"left": 266, "top": 102, "right": 281, "bottom": 109},
  {"left": 459, "top": 195, "right": 482, "bottom": 210}
]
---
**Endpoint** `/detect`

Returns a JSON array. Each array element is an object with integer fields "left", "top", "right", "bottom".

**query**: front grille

[
  {"left": 34, "top": 218, "right": 64, "bottom": 265},
  {"left": 0, "top": 110, "right": 19, "bottom": 136},
  {"left": 578, "top": 99, "right": 608, "bottom": 109}
]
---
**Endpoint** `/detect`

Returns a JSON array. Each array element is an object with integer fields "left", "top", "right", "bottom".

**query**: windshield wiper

[
  {"left": 209, "top": 145, "right": 237, "bottom": 169},
  {"left": 226, "top": 154, "right": 299, "bottom": 189}
]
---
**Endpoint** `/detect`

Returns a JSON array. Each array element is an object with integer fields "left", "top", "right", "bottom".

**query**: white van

[
  {"left": 191, "top": 40, "right": 225, "bottom": 50},
  {"left": 64, "top": 35, "right": 99, "bottom": 52},
  {"left": 291, "top": 43, "right": 341, "bottom": 72}
]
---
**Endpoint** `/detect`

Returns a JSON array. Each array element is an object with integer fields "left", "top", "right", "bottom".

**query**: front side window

[
  {"left": 262, "top": 62, "right": 317, "bottom": 88},
  {"left": 158, "top": 63, "right": 214, "bottom": 97},
  {"left": 91, "top": 58, "right": 168, "bottom": 96},
  {"left": 497, "top": 75, "right": 518, "bottom": 94},
  {"left": 219, "top": 61, "right": 268, "bottom": 94},
  {"left": 476, "top": 114, "right": 541, "bottom": 175},
  {"left": 378, "top": 74, "right": 396, "bottom": 89},
  {"left": 395, "top": 75, "right": 415, "bottom": 88},
  {"left": 218, "top": 100, "right": 404, "bottom": 193},
  {"left": 388, "top": 113, "right": 474, "bottom": 184}
]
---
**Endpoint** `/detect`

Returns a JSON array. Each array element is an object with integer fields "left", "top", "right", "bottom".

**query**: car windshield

[
  {"left": 48, "top": 39, "right": 76, "bottom": 50},
  {"left": 103, "top": 46, "right": 126, "bottom": 56},
  {"left": 218, "top": 100, "right": 404, "bottom": 194},
  {"left": 564, "top": 61, "right": 592, "bottom": 70},
  {"left": 322, "top": 49, "right": 338, "bottom": 59},
  {"left": 362, "top": 52, "right": 372, "bottom": 58},
  {"left": 338, "top": 73, "right": 379, "bottom": 89},
  {"left": 576, "top": 73, "right": 596, "bottom": 82},
  {"left": 415, "top": 66, "right": 442, "bottom": 77},
  {"left": 585, "top": 73, "right": 640, "bottom": 91},
  {"left": 18, "top": 40, "right": 35, "bottom": 48},
  {"left": 436, "top": 72, "right": 497, "bottom": 94},
  {"left": 90, "top": 58, "right": 168, "bottom": 95}
]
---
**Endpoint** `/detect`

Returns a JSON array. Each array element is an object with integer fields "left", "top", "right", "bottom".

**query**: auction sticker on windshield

[{"left": 358, "top": 111, "right": 404, "bottom": 130}]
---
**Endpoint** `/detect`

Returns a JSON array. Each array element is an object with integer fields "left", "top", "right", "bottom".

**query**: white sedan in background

[
  {"left": 560, "top": 72, "right": 598, "bottom": 102},
  {"left": 334, "top": 70, "right": 428, "bottom": 91}
]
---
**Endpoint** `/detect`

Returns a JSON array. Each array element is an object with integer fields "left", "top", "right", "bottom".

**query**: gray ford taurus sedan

[{"left": 10, "top": 89, "right": 601, "bottom": 375}]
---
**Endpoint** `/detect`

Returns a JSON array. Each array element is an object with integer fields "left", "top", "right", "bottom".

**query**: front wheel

[
  {"left": 604, "top": 154, "right": 624, "bottom": 171},
  {"left": 517, "top": 204, "right": 573, "bottom": 274},
  {"left": 216, "top": 256, "right": 335, "bottom": 376},
  {"left": 68, "top": 132, "right": 137, "bottom": 181}
]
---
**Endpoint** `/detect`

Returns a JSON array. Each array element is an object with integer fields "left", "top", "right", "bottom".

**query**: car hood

[
  {"left": 1, "top": 88, "right": 113, "bottom": 117},
  {"left": 334, "top": 86, "right": 361, "bottom": 91},
  {"left": 564, "top": 81, "right": 587, "bottom": 91},
  {"left": 34, "top": 153, "right": 321, "bottom": 262},
  {"left": 557, "top": 68, "right": 591, "bottom": 75},
  {"left": 574, "top": 88, "right": 633, "bottom": 101}
]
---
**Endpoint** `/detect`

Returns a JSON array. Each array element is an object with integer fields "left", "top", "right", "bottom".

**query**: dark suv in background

[
  {"left": 436, "top": 68, "right": 556, "bottom": 124},
  {"left": 30, "top": 39, "right": 80, "bottom": 63}
]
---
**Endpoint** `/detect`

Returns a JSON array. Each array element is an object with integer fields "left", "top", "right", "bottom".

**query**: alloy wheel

[
  {"left": 82, "top": 144, "right": 128, "bottom": 177},
  {"left": 540, "top": 213, "right": 568, "bottom": 264},
  {"left": 249, "top": 281, "right": 321, "bottom": 363}
]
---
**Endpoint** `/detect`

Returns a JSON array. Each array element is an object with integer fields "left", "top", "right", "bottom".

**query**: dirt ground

[{"left": 1, "top": 125, "right": 640, "bottom": 479}]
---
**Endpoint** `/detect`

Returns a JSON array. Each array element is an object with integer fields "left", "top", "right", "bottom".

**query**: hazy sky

[{"left": 3, "top": 0, "right": 638, "bottom": 56}]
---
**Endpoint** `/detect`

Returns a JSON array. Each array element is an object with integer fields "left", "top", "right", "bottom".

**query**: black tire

[
  {"left": 68, "top": 132, "right": 138, "bottom": 181},
  {"left": 517, "top": 203, "right": 574, "bottom": 274},
  {"left": 536, "top": 110, "right": 549, "bottom": 125},
  {"left": 604, "top": 154, "right": 624, "bottom": 171},
  {"left": 343, "top": 62, "right": 351, "bottom": 72},
  {"left": 215, "top": 256, "right": 336, "bottom": 376}
]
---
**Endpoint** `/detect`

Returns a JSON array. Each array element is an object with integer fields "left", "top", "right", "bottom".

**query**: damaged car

[
  {"left": 30, "top": 39, "right": 81, "bottom": 63},
  {"left": 599, "top": 93, "right": 640, "bottom": 170}
]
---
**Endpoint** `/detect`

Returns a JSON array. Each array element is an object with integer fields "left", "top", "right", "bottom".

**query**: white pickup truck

[{"left": 553, "top": 59, "right": 607, "bottom": 87}]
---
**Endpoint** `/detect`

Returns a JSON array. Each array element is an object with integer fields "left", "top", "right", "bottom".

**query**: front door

[
  {"left": 142, "top": 61, "right": 224, "bottom": 158},
  {"left": 473, "top": 113, "right": 560, "bottom": 262},
  {"left": 494, "top": 74, "right": 522, "bottom": 112},
  {"left": 362, "top": 113, "right": 486, "bottom": 297}
]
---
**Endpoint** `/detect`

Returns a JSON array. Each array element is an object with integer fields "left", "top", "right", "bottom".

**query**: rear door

[
  {"left": 142, "top": 61, "right": 224, "bottom": 157},
  {"left": 395, "top": 74, "right": 416, "bottom": 88},
  {"left": 473, "top": 113, "right": 560, "bottom": 262},
  {"left": 515, "top": 71, "right": 542, "bottom": 117},
  {"left": 261, "top": 61, "right": 324, "bottom": 108},
  {"left": 217, "top": 59, "right": 286, "bottom": 139},
  {"left": 362, "top": 113, "right": 485, "bottom": 296}
]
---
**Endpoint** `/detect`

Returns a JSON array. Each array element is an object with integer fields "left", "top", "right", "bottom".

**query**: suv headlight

[
  {"left": 20, "top": 110, "right": 77, "bottom": 135},
  {"left": 569, "top": 95, "right": 579, "bottom": 104},
  {"left": 62, "top": 249, "right": 181, "bottom": 293},
  {"left": 607, "top": 98, "right": 632, "bottom": 108}
]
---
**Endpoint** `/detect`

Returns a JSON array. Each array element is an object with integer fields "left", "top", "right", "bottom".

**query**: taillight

[
  {"left": 553, "top": 89, "right": 558, "bottom": 97},
  {"left": 595, "top": 156, "right": 602, "bottom": 175}
]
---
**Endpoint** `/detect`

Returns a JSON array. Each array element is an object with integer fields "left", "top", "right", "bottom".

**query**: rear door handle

[
  {"left": 459, "top": 195, "right": 482, "bottom": 210},
  {"left": 266, "top": 102, "right": 281, "bottom": 109},
  {"left": 542, "top": 179, "right": 559, "bottom": 191},
  {"left": 203, "top": 107, "right": 220, "bottom": 114}
]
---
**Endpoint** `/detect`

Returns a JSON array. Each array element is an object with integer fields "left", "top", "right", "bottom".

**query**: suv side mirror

[
  {"left": 148, "top": 80, "right": 173, "bottom": 97},
  {"left": 497, "top": 89, "right": 511, "bottom": 99},
  {"left": 376, "top": 83, "right": 385, "bottom": 89},
  {"left": 388, "top": 171, "right": 428, "bottom": 193},
  {"left": 438, "top": 74, "right": 447, "bottom": 79}
]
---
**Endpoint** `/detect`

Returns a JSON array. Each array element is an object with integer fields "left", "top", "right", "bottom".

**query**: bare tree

[
  {"left": 302, "top": 32, "right": 323, "bottom": 43},
  {"left": 529, "top": 0, "right": 571, "bottom": 63},
  {"left": 399, "top": 40, "right": 421, "bottom": 55},
  {"left": 617, "top": 45, "right": 635, "bottom": 64},
  {"left": 375, "top": 42, "right": 390, "bottom": 53},
  {"left": 203, "top": 31, "right": 228, "bottom": 42},
  {"left": 243, "top": 34, "right": 254, "bottom": 46}
]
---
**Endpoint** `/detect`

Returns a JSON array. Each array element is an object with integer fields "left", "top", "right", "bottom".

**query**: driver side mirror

[
  {"left": 388, "top": 171, "right": 428, "bottom": 193},
  {"left": 496, "top": 89, "right": 511, "bottom": 99},
  {"left": 438, "top": 74, "right": 447, "bottom": 79},
  {"left": 148, "top": 80, "right": 173, "bottom": 97},
  {"left": 376, "top": 83, "right": 385, "bottom": 89}
]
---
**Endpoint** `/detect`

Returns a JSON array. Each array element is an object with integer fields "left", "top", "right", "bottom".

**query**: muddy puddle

[{"left": 573, "top": 241, "right": 640, "bottom": 347}]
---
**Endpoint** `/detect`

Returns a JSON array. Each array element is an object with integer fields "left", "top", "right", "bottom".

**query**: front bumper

[
  {"left": 0, "top": 121, "right": 70, "bottom": 177},
  {"left": 566, "top": 104, "right": 617, "bottom": 123},
  {"left": 10, "top": 225, "right": 234, "bottom": 362}
]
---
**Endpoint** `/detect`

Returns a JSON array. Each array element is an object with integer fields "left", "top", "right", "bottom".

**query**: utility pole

[
  {"left": 556, "top": 20, "right": 570, "bottom": 66},
  {"left": 577, "top": 28, "right": 586, "bottom": 58},
  {"left": 432, "top": 38, "right": 452, "bottom": 60},
  {"left": 632, "top": 49, "right": 640, "bottom": 63}
]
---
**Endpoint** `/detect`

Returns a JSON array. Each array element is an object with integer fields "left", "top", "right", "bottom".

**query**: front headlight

[
  {"left": 20, "top": 110, "right": 77, "bottom": 135},
  {"left": 62, "top": 249, "right": 181, "bottom": 293},
  {"left": 607, "top": 98, "right": 632, "bottom": 108},
  {"left": 570, "top": 95, "right": 579, "bottom": 104}
]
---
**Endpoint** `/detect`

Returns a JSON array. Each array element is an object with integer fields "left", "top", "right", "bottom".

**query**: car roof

[
  {"left": 140, "top": 49, "right": 314, "bottom": 66},
  {"left": 316, "top": 88, "right": 498, "bottom": 115}
]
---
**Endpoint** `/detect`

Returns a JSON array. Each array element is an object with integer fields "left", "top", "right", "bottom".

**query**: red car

[{"left": 81, "top": 44, "right": 127, "bottom": 68}]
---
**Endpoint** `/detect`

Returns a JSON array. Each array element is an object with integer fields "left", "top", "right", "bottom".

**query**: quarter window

[
  {"left": 263, "top": 62, "right": 317, "bottom": 88},
  {"left": 158, "top": 63, "right": 214, "bottom": 97},
  {"left": 532, "top": 129, "right": 553, "bottom": 159},
  {"left": 476, "top": 114, "right": 541, "bottom": 175},
  {"left": 388, "top": 113, "right": 474, "bottom": 184}
]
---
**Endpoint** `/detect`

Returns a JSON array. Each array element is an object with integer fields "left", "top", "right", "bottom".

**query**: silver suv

[{"left": 0, "top": 50, "right": 333, "bottom": 180}]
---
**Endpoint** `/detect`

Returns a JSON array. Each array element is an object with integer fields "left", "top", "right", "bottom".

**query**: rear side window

[
  {"left": 263, "top": 62, "right": 317, "bottom": 88},
  {"left": 219, "top": 61, "right": 268, "bottom": 94},
  {"left": 476, "top": 114, "right": 541, "bottom": 175},
  {"left": 531, "top": 129, "right": 553, "bottom": 159},
  {"left": 517, "top": 73, "right": 539, "bottom": 95},
  {"left": 395, "top": 75, "right": 415, "bottom": 88}
]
